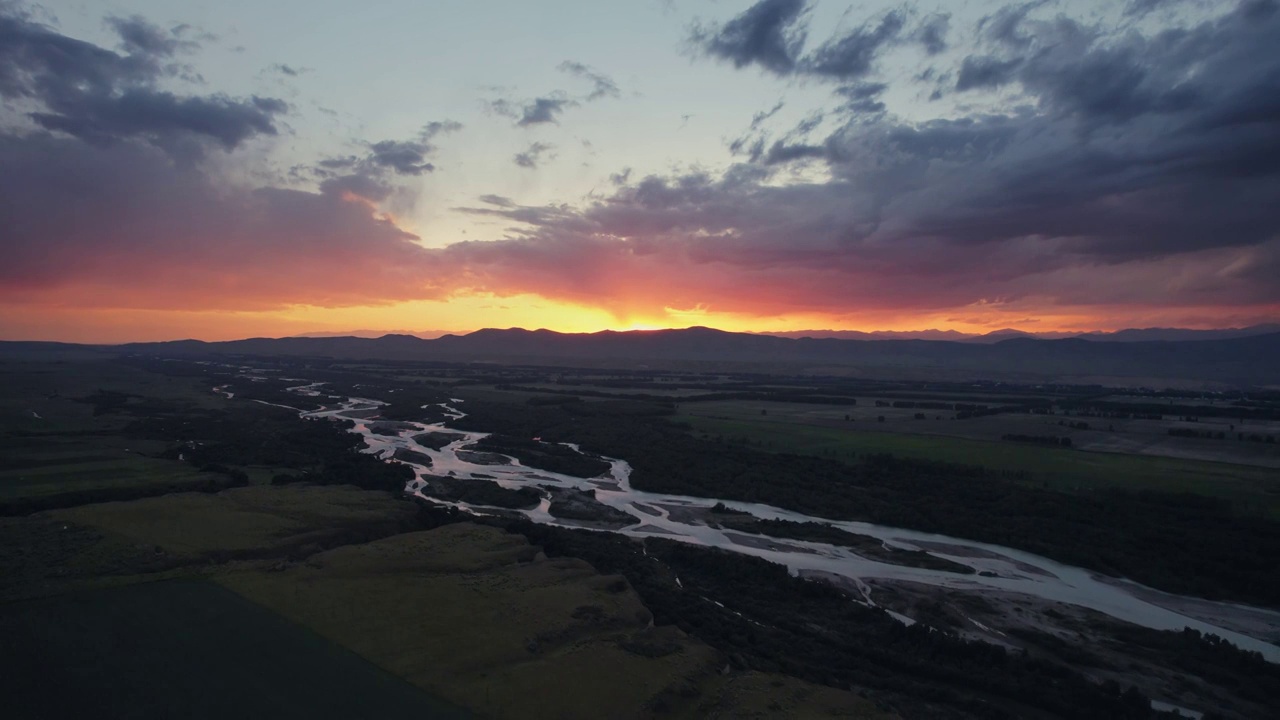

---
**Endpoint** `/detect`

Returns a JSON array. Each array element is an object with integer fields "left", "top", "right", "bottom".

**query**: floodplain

[{"left": 2, "top": 347, "right": 1279, "bottom": 719}]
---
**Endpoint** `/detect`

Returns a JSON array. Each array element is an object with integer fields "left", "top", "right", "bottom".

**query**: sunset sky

[{"left": 2, "top": 0, "right": 1278, "bottom": 342}]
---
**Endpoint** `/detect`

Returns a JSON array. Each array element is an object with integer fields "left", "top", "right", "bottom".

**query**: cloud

[
  {"left": 0, "top": 132, "right": 436, "bottom": 311},
  {"left": 558, "top": 61, "right": 620, "bottom": 100},
  {"left": 315, "top": 120, "right": 462, "bottom": 185},
  {"left": 955, "top": 55, "right": 1022, "bottom": 91},
  {"left": 0, "top": 6, "right": 285, "bottom": 156},
  {"left": 799, "top": 10, "right": 905, "bottom": 79},
  {"left": 268, "top": 63, "right": 307, "bottom": 76},
  {"left": 106, "top": 15, "right": 194, "bottom": 57},
  {"left": 489, "top": 94, "right": 576, "bottom": 126},
  {"left": 977, "top": 1, "right": 1045, "bottom": 49},
  {"left": 367, "top": 139, "right": 436, "bottom": 175},
  {"left": 691, "top": 3, "right": 912, "bottom": 86},
  {"left": 0, "top": 11, "right": 446, "bottom": 311},
  {"left": 834, "top": 82, "right": 887, "bottom": 113},
  {"left": 489, "top": 64, "right": 614, "bottom": 129},
  {"left": 913, "top": 13, "right": 951, "bottom": 55},
  {"left": 4, "top": 1, "right": 1279, "bottom": 330},
  {"left": 429, "top": 1, "right": 1280, "bottom": 320},
  {"left": 520, "top": 96, "right": 572, "bottom": 125},
  {"left": 1123, "top": 0, "right": 1195, "bottom": 18},
  {"left": 478, "top": 194, "right": 516, "bottom": 207},
  {"left": 513, "top": 141, "right": 555, "bottom": 169},
  {"left": 690, "top": 0, "right": 809, "bottom": 75},
  {"left": 421, "top": 119, "right": 463, "bottom": 138}
]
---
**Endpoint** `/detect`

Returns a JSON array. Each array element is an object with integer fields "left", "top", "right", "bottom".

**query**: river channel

[{"left": 287, "top": 384, "right": 1280, "bottom": 663}]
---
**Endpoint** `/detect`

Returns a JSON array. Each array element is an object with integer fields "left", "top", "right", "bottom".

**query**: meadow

[
  {"left": 676, "top": 409, "right": 1280, "bottom": 518},
  {"left": 0, "top": 353, "right": 235, "bottom": 509}
]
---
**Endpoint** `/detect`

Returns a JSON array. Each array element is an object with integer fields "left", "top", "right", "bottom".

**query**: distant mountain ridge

[
  {"left": 292, "top": 329, "right": 456, "bottom": 339},
  {"left": 762, "top": 324, "right": 1280, "bottom": 343},
  {"left": 92, "top": 325, "right": 1280, "bottom": 387}
]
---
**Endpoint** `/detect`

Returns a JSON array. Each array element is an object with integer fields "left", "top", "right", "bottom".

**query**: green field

[
  {"left": 0, "top": 356, "right": 233, "bottom": 503},
  {"left": 0, "top": 579, "right": 468, "bottom": 720},
  {"left": 678, "top": 413, "right": 1280, "bottom": 518}
]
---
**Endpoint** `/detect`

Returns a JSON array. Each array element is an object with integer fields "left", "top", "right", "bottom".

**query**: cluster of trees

[
  {"left": 956, "top": 404, "right": 1026, "bottom": 419},
  {"left": 1169, "top": 428, "right": 1227, "bottom": 440},
  {"left": 501, "top": 519, "right": 1161, "bottom": 719},
  {"left": 1062, "top": 399, "right": 1280, "bottom": 422},
  {"left": 0, "top": 471, "right": 246, "bottom": 517},
  {"left": 471, "top": 433, "right": 612, "bottom": 478},
  {"left": 446, "top": 395, "right": 1280, "bottom": 608},
  {"left": 1002, "top": 434, "right": 1074, "bottom": 448},
  {"left": 1239, "top": 433, "right": 1277, "bottom": 443},
  {"left": 125, "top": 401, "right": 413, "bottom": 493},
  {"left": 419, "top": 475, "right": 540, "bottom": 509},
  {"left": 712, "top": 515, "right": 973, "bottom": 574}
]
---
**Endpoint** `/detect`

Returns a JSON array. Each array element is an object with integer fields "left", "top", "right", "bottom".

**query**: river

[{"left": 289, "top": 385, "right": 1280, "bottom": 664}]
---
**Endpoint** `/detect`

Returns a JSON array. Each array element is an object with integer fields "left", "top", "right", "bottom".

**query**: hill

[{"left": 87, "top": 326, "right": 1280, "bottom": 387}]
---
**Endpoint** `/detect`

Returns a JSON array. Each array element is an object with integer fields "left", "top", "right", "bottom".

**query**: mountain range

[
  {"left": 287, "top": 324, "right": 1280, "bottom": 345},
  {"left": 75, "top": 325, "right": 1280, "bottom": 387},
  {"left": 759, "top": 324, "right": 1280, "bottom": 343}
]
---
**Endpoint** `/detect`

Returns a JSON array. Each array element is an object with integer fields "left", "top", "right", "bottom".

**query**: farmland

[
  {"left": 677, "top": 407, "right": 1280, "bottom": 518},
  {"left": 3, "top": 348, "right": 1279, "bottom": 719}
]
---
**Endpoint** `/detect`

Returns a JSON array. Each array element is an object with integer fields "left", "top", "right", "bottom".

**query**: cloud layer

[
  {"left": 0, "top": 8, "right": 283, "bottom": 157},
  {"left": 2, "top": 1, "right": 1278, "bottom": 331}
]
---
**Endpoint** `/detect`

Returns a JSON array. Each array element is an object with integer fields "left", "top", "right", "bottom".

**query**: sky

[{"left": 1, "top": 0, "right": 1278, "bottom": 342}]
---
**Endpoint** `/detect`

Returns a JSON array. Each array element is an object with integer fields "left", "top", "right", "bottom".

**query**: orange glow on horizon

[{"left": 3, "top": 294, "right": 1278, "bottom": 345}]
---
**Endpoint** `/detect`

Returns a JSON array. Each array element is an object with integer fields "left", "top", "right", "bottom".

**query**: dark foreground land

[
  {"left": 2, "top": 347, "right": 1278, "bottom": 719},
  {"left": 0, "top": 580, "right": 467, "bottom": 720}
]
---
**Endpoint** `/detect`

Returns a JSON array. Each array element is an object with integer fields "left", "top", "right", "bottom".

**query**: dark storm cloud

[
  {"left": 513, "top": 141, "right": 554, "bottom": 168},
  {"left": 799, "top": 10, "right": 905, "bottom": 79},
  {"left": 0, "top": 6, "right": 285, "bottom": 153},
  {"left": 690, "top": 0, "right": 809, "bottom": 75},
  {"left": 557, "top": 61, "right": 620, "bottom": 100}
]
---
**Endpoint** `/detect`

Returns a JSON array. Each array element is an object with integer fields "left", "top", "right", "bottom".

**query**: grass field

[
  {"left": 220, "top": 523, "right": 891, "bottom": 720},
  {"left": 678, "top": 413, "right": 1280, "bottom": 518},
  {"left": 0, "top": 579, "right": 468, "bottom": 720},
  {"left": 2, "top": 479, "right": 890, "bottom": 720},
  {"left": 676, "top": 398, "right": 1280, "bottom": 467},
  {"left": 48, "top": 484, "right": 418, "bottom": 559},
  {"left": 0, "top": 356, "right": 232, "bottom": 502}
]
